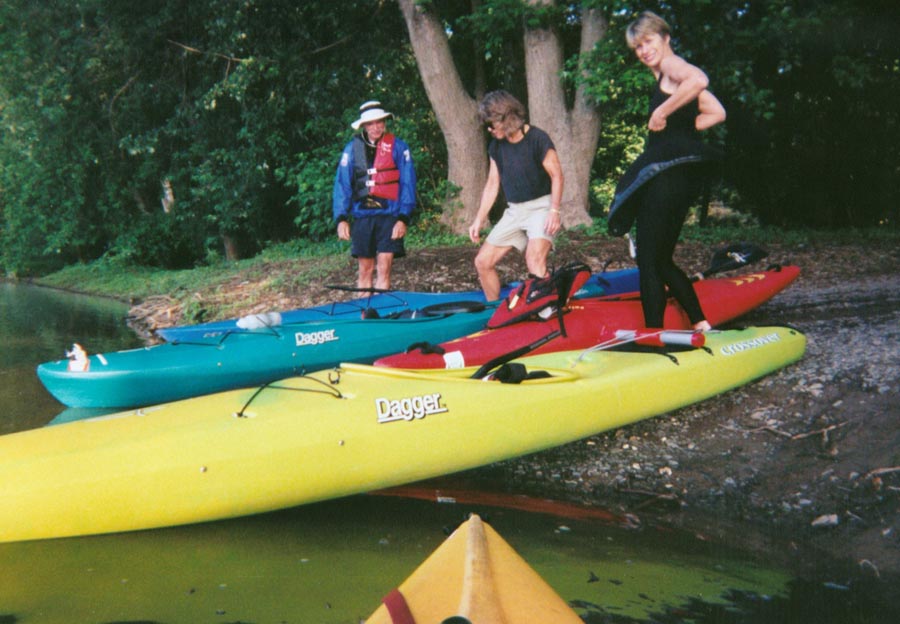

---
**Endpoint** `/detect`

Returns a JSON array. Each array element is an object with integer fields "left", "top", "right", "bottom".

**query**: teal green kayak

[{"left": 37, "top": 303, "right": 495, "bottom": 409}]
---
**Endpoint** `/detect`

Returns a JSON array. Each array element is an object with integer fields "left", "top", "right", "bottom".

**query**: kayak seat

[
  {"left": 487, "top": 262, "right": 591, "bottom": 334},
  {"left": 405, "top": 341, "right": 446, "bottom": 355},
  {"left": 420, "top": 301, "right": 486, "bottom": 317},
  {"left": 488, "top": 362, "right": 552, "bottom": 384}
]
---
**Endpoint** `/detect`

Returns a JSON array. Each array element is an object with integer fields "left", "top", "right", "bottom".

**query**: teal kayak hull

[{"left": 37, "top": 305, "right": 495, "bottom": 409}]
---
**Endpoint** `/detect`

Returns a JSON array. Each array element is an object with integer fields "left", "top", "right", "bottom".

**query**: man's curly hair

[{"left": 478, "top": 90, "right": 526, "bottom": 136}]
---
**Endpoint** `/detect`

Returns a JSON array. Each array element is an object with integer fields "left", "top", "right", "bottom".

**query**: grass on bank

[{"left": 34, "top": 218, "right": 897, "bottom": 313}]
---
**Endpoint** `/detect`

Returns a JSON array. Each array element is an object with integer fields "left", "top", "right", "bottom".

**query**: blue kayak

[{"left": 154, "top": 268, "right": 640, "bottom": 342}]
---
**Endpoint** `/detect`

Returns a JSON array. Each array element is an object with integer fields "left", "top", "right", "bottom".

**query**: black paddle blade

[
  {"left": 325, "top": 284, "right": 394, "bottom": 293},
  {"left": 702, "top": 242, "right": 768, "bottom": 277}
]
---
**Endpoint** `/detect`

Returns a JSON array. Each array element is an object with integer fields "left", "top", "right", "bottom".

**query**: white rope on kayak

[{"left": 574, "top": 329, "right": 717, "bottom": 363}]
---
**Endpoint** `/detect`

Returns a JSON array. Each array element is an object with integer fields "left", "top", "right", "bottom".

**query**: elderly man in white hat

[{"left": 333, "top": 100, "right": 417, "bottom": 291}]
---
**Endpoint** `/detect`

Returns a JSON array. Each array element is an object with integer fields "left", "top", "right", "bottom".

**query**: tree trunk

[
  {"left": 221, "top": 233, "right": 241, "bottom": 262},
  {"left": 525, "top": 0, "right": 604, "bottom": 228},
  {"left": 397, "top": 0, "right": 606, "bottom": 232},
  {"left": 397, "top": 0, "right": 487, "bottom": 234}
]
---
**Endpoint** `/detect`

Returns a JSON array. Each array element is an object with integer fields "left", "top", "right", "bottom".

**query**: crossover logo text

[{"left": 719, "top": 332, "right": 781, "bottom": 355}]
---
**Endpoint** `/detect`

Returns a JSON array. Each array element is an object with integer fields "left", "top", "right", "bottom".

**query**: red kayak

[{"left": 375, "top": 265, "right": 800, "bottom": 369}]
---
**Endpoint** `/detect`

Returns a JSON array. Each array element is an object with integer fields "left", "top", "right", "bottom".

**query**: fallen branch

[
  {"left": 720, "top": 423, "right": 791, "bottom": 437},
  {"left": 858, "top": 559, "right": 881, "bottom": 578},
  {"left": 617, "top": 488, "right": 681, "bottom": 511},
  {"left": 790, "top": 421, "right": 849, "bottom": 440},
  {"left": 761, "top": 426, "right": 794, "bottom": 438},
  {"left": 725, "top": 421, "right": 849, "bottom": 441},
  {"left": 167, "top": 39, "right": 246, "bottom": 63},
  {"left": 864, "top": 466, "right": 900, "bottom": 480}
]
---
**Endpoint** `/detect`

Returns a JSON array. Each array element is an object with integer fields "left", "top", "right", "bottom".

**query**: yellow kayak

[
  {"left": 0, "top": 326, "right": 805, "bottom": 543},
  {"left": 366, "top": 514, "right": 582, "bottom": 624}
]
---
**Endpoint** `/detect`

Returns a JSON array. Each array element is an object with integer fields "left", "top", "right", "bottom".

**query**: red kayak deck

[{"left": 375, "top": 265, "right": 800, "bottom": 369}]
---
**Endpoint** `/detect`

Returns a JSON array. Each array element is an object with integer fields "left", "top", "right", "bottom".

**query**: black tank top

[
  {"left": 646, "top": 78, "right": 701, "bottom": 149},
  {"left": 607, "top": 77, "right": 721, "bottom": 236}
]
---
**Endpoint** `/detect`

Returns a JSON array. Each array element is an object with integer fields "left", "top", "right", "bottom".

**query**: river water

[{"left": 0, "top": 283, "right": 887, "bottom": 623}]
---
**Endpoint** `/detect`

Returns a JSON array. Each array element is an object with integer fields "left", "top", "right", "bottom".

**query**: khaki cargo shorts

[{"left": 485, "top": 194, "right": 555, "bottom": 252}]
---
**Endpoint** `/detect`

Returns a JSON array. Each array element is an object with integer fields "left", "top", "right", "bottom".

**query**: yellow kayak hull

[
  {"left": 366, "top": 514, "right": 583, "bottom": 624},
  {"left": 1, "top": 326, "right": 805, "bottom": 543}
]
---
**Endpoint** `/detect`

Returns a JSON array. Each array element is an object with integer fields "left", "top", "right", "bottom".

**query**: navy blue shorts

[{"left": 351, "top": 215, "right": 406, "bottom": 259}]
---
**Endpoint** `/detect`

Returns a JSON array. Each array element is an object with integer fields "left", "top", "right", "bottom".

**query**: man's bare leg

[
  {"left": 357, "top": 257, "right": 376, "bottom": 289},
  {"left": 524, "top": 237, "right": 552, "bottom": 279},
  {"left": 474, "top": 243, "right": 512, "bottom": 301},
  {"left": 375, "top": 252, "right": 394, "bottom": 290}
]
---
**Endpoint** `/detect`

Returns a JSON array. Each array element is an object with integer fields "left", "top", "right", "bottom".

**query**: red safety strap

[{"left": 383, "top": 588, "right": 417, "bottom": 624}]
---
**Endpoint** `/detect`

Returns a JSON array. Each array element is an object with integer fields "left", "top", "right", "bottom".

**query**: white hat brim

[{"left": 351, "top": 109, "right": 393, "bottom": 130}]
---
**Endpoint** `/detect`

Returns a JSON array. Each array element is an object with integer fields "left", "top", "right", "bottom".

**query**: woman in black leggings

[{"left": 608, "top": 11, "right": 726, "bottom": 331}]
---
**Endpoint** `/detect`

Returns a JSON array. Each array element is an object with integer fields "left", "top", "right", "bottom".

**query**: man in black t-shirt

[{"left": 468, "top": 91, "right": 564, "bottom": 301}]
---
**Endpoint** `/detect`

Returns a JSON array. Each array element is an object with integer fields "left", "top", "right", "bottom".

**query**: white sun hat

[{"left": 351, "top": 100, "right": 394, "bottom": 130}]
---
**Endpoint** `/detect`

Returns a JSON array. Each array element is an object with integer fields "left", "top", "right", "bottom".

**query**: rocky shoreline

[
  {"left": 465, "top": 244, "right": 899, "bottom": 610},
  {"left": 487, "top": 274, "right": 899, "bottom": 578},
  {"left": 126, "top": 235, "right": 900, "bottom": 607}
]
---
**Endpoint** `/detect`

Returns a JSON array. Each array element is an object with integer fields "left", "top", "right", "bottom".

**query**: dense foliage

[
  {"left": 583, "top": 0, "right": 900, "bottom": 228},
  {"left": 1, "top": 0, "right": 896, "bottom": 275},
  {"left": 0, "top": 0, "right": 434, "bottom": 273}
]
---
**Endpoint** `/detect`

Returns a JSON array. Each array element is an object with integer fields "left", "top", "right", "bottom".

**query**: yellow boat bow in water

[
  {"left": 0, "top": 326, "right": 805, "bottom": 543},
  {"left": 366, "top": 514, "right": 583, "bottom": 624}
]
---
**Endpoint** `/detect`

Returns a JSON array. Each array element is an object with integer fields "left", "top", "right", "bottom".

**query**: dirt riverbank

[{"left": 127, "top": 234, "right": 900, "bottom": 604}]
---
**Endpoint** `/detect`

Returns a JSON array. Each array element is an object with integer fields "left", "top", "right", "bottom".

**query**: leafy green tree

[
  {"left": 0, "top": 0, "right": 438, "bottom": 272},
  {"left": 712, "top": 0, "right": 900, "bottom": 227},
  {"left": 0, "top": 1, "right": 112, "bottom": 273},
  {"left": 2, "top": 0, "right": 895, "bottom": 277},
  {"left": 582, "top": 0, "right": 900, "bottom": 228}
]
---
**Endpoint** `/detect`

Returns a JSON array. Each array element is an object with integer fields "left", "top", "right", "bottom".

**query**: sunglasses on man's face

[{"left": 485, "top": 113, "right": 506, "bottom": 130}]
